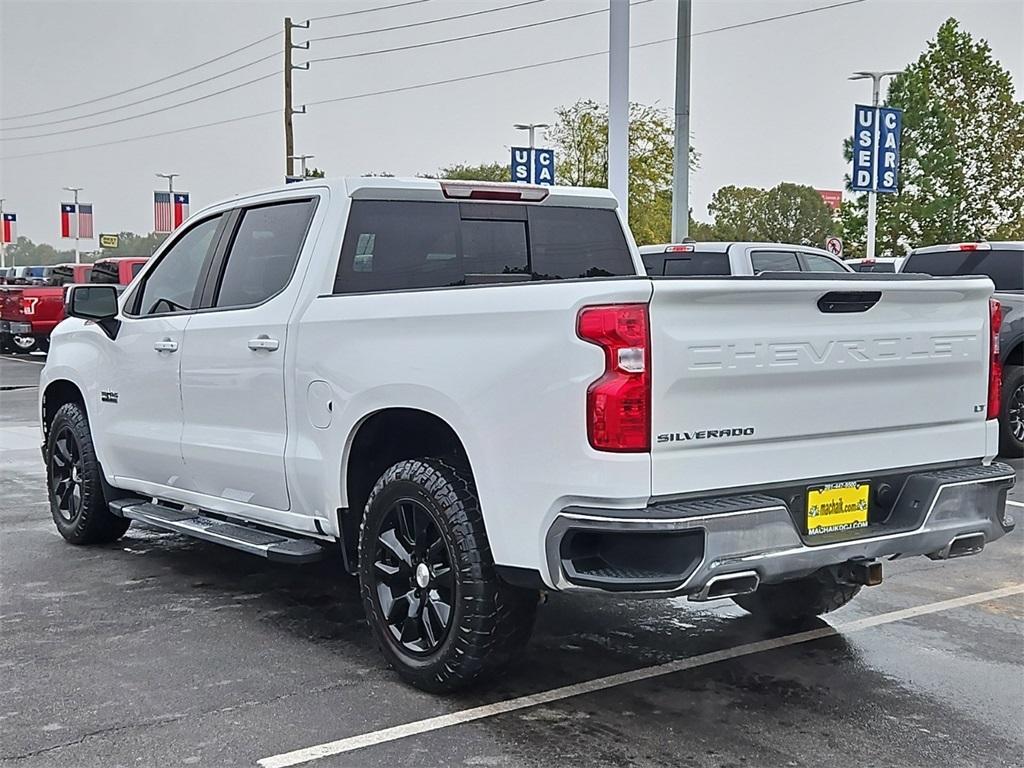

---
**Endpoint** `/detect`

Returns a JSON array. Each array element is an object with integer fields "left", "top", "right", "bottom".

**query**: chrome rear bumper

[{"left": 547, "top": 462, "right": 1016, "bottom": 597}]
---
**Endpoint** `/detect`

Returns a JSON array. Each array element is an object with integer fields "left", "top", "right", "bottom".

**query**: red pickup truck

[{"left": 1, "top": 257, "right": 146, "bottom": 354}]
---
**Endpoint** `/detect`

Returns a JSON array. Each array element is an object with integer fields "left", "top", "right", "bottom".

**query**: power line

[
  {"left": 1, "top": 31, "right": 280, "bottom": 122},
  {"left": 1, "top": 51, "right": 282, "bottom": 132},
  {"left": 306, "top": 0, "right": 435, "bottom": 23},
  {"left": 1, "top": 70, "right": 280, "bottom": 141},
  {"left": 308, "top": 0, "right": 552, "bottom": 44},
  {"left": 1, "top": 0, "right": 869, "bottom": 161},
  {"left": 310, "top": 0, "right": 654, "bottom": 65}
]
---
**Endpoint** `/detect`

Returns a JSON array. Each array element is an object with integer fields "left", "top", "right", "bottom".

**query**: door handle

[
  {"left": 153, "top": 338, "right": 178, "bottom": 353},
  {"left": 247, "top": 335, "right": 280, "bottom": 352}
]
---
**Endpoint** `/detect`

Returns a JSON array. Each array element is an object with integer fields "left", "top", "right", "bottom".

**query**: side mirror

[{"left": 65, "top": 284, "right": 120, "bottom": 339}]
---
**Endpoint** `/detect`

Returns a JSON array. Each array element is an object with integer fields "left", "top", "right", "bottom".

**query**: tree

[
  {"left": 304, "top": 167, "right": 326, "bottom": 178},
  {"left": 434, "top": 162, "right": 508, "bottom": 182},
  {"left": 706, "top": 183, "right": 838, "bottom": 245},
  {"left": 842, "top": 18, "right": 1024, "bottom": 254},
  {"left": 546, "top": 99, "right": 697, "bottom": 245},
  {"left": 3, "top": 236, "right": 76, "bottom": 266}
]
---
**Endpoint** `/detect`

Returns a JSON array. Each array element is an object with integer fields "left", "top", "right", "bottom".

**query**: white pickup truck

[{"left": 41, "top": 178, "right": 1015, "bottom": 692}]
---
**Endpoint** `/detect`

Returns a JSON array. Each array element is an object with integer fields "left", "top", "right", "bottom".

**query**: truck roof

[
  {"left": 194, "top": 177, "right": 619, "bottom": 219},
  {"left": 909, "top": 241, "right": 1024, "bottom": 254},
  {"left": 637, "top": 241, "right": 836, "bottom": 257}
]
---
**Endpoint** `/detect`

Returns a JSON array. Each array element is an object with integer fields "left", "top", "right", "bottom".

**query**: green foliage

[
  {"left": 842, "top": 18, "right": 1024, "bottom": 254},
  {"left": 304, "top": 167, "right": 326, "bottom": 178},
  {"left": 545, "top": 99, "right": 697, "bottom": 245},
  {"left": 433, "top": 162, "right": 509, "bottom": 182},
  {"left": 4, "top": 236, "right": 77, "bottom": 266},
  {"left": 705, "top": 183, "right": 839, "bottom": 246}
]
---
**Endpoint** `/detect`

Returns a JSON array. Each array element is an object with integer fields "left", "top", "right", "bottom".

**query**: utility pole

[
  {"left": 671, "top": 0, "right": 692, "bottom": 242},
  {"left": 608, "top": 0, "right": 630, "bottom": 222},
  {"left": 63, "top": 186, "right": 83, "bottom": 264},
  {"left": 0, "top": 198, "right": 6, "bottom": 269},
  {"left": 284, "top": 17, "right": 310, "bottom": 180},
  {"left": 849, "top": 70, "right": 900, "bottom": 260},
  {"left": 513, "top": 122, "right": 549, "bottom": 149}
]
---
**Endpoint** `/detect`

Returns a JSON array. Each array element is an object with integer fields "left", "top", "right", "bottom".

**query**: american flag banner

[
  {"left": 173, "top": 193, "right": 190, "bottom": 228},
  {"left": 1, "top": 213, "right": 15, "bottom": 244},
  {"left": 60, "top": 203, "right": 76, "bottom": 238},
  {"left": 154, "top": 192, "right": 172, "bottom": 233},
  {"left": 78, "top": 204, "right": 94, "bottom": 239}
]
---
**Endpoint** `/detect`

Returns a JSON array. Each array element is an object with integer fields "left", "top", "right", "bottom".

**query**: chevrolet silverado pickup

[{"left": 40, "top": 178, "right": 1015, "bottom": 692}]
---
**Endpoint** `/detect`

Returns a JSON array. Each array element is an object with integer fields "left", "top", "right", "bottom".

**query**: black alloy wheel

[
  {"left": 1009, "top": 382, "right": 1023, "bottom": 444},
  {"left": 50, "top": 426, "right": 84, "bottom": 523},
  {"left": 372, "top": 498, "right": 456, "bottom": 655}
]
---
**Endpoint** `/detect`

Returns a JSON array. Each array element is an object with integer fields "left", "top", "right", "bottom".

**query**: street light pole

[
  {"left": 0, "top": 198, "right": 6, "bottom": 269},
  {"left": 63, "top": 186, "right": 83, "bottom": 264},
  {"left": 156, "top": 172, "right": 178, "bottom": 200},
  {"left": 850, "top": 70, "right": 900, "bottom": 260},
  {"left": 513, "top": 122, "right": 549, "bottom": 149},
  {"left": 671, "top": 0, "right": 692, "bottom": 242},
  {"left": 608, "top": 0, "right": 630, "bottom": 222}
]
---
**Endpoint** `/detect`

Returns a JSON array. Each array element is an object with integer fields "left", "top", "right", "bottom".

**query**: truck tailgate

[{"left": 649, "top": 275, "right": 995, "bottom": 497}]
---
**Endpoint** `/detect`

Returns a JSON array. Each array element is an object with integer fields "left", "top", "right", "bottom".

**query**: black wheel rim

[
  {"left": 1010, "top": 382, "right": 1024, "bottom": 443},
  {"left": 50, "top": 427, "right": 83, "bottom": 522},
  {"left": 372, "top": 498, "right": 455, "bottom": 656}
]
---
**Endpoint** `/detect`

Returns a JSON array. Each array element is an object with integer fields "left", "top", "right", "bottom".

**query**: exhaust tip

[
  {"left": 691, "top": 571, "right": 760, "bottom": 602},
  {"left": 928, "top": 532, "right": 986, "bottom": 560}
]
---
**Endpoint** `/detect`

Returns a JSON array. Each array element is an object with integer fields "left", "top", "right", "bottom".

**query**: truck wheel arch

[
  {"left": 340, "top": 408, "right": 476, "bottom": 571},
  {"left": 42, "top": 379, "right": 87, "bottom": 443}
]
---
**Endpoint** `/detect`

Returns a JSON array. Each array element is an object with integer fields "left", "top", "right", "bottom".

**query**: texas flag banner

[
  {"left": 1, "top": 213, "right": 15, "bottom": 244},
  {"left": 78, "top": 204, "right": 94, "bottom": 239},
  {"left": 173, "top": 192, "right": 190, "bottom": 228},
  {"left": 154, "top": 191, "right": 172, "bottom": 233},
  {"left": 60, "top": 203, "right": 76, "bottom": 238}
]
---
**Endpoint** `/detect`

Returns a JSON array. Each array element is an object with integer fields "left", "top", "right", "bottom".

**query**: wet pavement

[{"left": 2, "top": 353, "right": 1022, "bottom": 768}]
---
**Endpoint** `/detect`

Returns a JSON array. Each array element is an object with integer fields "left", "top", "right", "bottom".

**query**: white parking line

[
  {"left": 0, "top": 355, "right": 46, "bottom": 365},
  {"left": 1006, "top": 500, "right": 1024, "bottom": 509},
  {"left": 257, "top": 583, "right": 1024, "bottom": 768}
]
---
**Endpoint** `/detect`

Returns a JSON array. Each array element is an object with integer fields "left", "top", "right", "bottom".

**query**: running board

[{"left": 109, "top": 499, "right": 326, "bottom": 564}]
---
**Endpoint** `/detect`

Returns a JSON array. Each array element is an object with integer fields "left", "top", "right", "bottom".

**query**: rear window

[
  {"left": 90, "top": 262, "right": 121, "bottom": 284},
  {"left": 334, "top": 201, "right": 634, "bottom": 294},
  {"left": 641, "top": 251, "right": 730, "bottom": 276},
  {"left": 852, "top": 262, "right": 895, "bottom": 273},
  {"left": 903, "top": 249, "right": 1023, "bottom": 291}
]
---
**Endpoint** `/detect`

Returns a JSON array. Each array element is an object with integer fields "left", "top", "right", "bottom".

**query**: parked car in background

[
  {"left": 41, "top": 178, "right": 1013, "bottom": 692},
  {"left": 9, "top": 257, "right": 148, "bottom": 354},
  {"left": 0, "top": 287, "right": 35, "bottom": 353},
  {"left": 903, "top": 242, "right": 1023, "bottom": 456},
  {"left": 846, "top": 257, "right": 905, "bottom": 273},
  {"left": 0, "top": 267, "right": 14, "bottom": 285},
  {"left": 638, "top": 242, "right": 853, "bottom": 276}
]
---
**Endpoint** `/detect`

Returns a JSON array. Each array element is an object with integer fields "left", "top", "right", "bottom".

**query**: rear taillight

[
  {"left": 577, "top": 304, "right": 650, "bottom": 452},
  {"left": 988, "top": 298, "right": 1002, "bottom": 419},
  {"left": 21, "top": 296, "right": 38, "bottom": 315}
]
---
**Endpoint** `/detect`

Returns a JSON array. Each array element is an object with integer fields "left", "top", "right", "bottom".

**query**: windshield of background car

[{"left": 903, "top": 249, "right": 1023, "bottom": 291}]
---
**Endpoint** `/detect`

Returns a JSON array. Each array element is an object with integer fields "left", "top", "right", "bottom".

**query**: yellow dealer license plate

[{"left": 806, "top": 482, "right": 869, "bottom": 536}]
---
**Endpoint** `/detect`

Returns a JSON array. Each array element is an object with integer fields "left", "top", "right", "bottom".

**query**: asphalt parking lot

[{"left": 2, "top": 352, "right": 1022, "bottom": 768}]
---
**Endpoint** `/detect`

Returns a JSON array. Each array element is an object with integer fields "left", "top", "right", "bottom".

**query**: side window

[
  {"left": 527, "top": 207, "right": 634, "bottom": 279},
  {"left": 751, "top": 250, "right": 800, "bottom": 273},
  {"left": 336, "top": 201, "right": 461, "bottom": 293},
  {"left": 130, "top": 262, "right": 145, "bottom": 279},
  {"left": 135, "top": 215, "right": 222, "bottom": 315},
  {"left": 803, "top": 253, "right": 849, "bottom": 273},
  {"left": 215, "top": 200, "right": 315, "bottom": 308}
]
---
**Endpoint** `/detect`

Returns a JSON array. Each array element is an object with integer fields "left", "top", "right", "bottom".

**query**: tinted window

[
  {"left": 91, "top": 262, "right": 121, "bottom": 284},
  {"left": 903, "top": 249, "right": 1023, "bottom": 291},
  {"left": 136, "top": 216, "right": 221, "bottom": 315},
  {"left": 335, "top": 201, "right": 633, "bottom": 294},
  {"left": 131, "top": 262, "right": 145, "bottom": 278},
  {"left": 643, "top": 252, "right": 730, "bottom": 276},
  {"left": 215, "top": 201, "right": 314, "bottom": 308},
  {"left": 853, "top": 262, "right": 895, "bottom": 273},
  {"left": 527, "top": 207, "right": 633, "bottom": 279},
  {"left": 751, "top": 251, "right": 800, "bottom": 272},
  {"left": 803, "top": 253, "right": 849, "bottom": 272}
]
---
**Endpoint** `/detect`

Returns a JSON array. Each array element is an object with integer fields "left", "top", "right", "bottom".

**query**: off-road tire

[
  {"left": 732, "top": 568, "right": 860, "bottom": 625},
  {"left": 999, "top": 365, "right": 1023, "bottom": 458},
  {"left": 46, "top": 402, "right": 130, "bottom": 545},
  {"left": 358, "top": 458, "right": 538, "bottom": 692}
]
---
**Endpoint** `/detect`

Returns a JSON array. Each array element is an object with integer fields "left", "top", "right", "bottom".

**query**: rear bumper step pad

[{"left": 109, "top": 499, "right": 326, "bottom": 564}]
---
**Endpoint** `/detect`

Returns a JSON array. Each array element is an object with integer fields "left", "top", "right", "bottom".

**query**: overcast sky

[{"left": 1, "top": 0, "right": 1021, "bottom": 247}]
